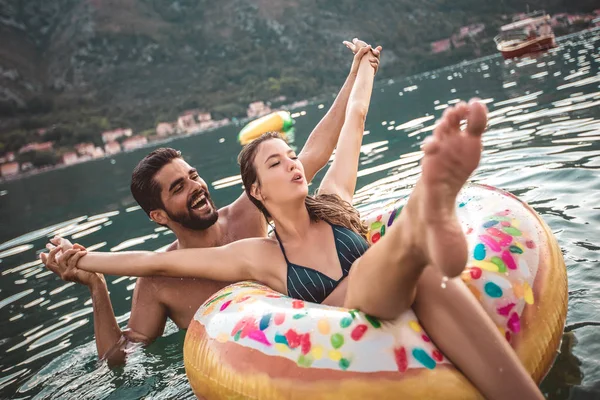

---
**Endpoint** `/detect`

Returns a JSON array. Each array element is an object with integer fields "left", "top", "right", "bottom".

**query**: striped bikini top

[{"left": 273, "top": 223, "right": 369, "bottom": 304}]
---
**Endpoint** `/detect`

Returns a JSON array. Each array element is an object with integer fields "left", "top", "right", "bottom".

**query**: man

[{"left": 42, "top": 40, "right": 381, "bottom": 365}]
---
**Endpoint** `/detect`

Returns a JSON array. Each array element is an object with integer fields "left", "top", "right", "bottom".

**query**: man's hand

[
  {"left": 344, "top": 38, "right": 382, "bottom": 75},
  {"left": 41, "top": 237, "right": 102, "bottom": 287}
]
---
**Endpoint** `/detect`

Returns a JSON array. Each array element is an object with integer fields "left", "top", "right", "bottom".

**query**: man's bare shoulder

[
  {"left": 165, "top": 240, "right": 179, "bottom": 252},
  {"left": 217, "top": 193, "right": 267, "bottom": 239}
]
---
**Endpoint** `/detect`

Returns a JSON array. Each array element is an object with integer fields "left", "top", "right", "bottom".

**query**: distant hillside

[{"left": 0, "top": 0, "right": 597, "bottom": 153}]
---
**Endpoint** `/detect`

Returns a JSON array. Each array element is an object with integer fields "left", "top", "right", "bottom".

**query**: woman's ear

[{"left": 250, "top": 182, "right": 264, "bottom": 202}]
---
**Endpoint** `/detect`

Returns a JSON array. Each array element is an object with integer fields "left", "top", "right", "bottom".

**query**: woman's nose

[{"left": 286, "top": 158, "right": 295, "bottom": 171}]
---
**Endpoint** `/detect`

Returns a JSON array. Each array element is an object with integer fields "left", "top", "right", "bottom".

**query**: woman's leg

[
  {"left": 413, "top": 266, "right": 544, "bottom": 400},
  {"left": 343, "top": 101, "right": 543, "bottom": 399},
  {"left": 344, "top": 100, "right": 487, "bottom": 318}
]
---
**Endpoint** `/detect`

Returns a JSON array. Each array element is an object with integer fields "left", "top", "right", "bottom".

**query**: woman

[{"left": 45, "top": 42, "right": 543, "bottom": 399}]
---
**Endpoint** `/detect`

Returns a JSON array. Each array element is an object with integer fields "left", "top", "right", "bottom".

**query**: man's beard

[{"left": 166, "top": 195, "right": 219, "bottom": 230}]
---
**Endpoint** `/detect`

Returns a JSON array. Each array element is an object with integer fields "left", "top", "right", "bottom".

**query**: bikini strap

[{"left": 273, "top": 229, "right": 291, "bottom": 265}]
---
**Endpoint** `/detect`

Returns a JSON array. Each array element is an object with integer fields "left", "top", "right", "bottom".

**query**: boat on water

[{"left": 494, "top": 11, "right": 556, "bottom": 59}]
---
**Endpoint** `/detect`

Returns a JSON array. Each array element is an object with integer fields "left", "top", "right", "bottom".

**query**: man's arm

[
  {"left": 299, "top": 40, "right": 381, "bottom": 183},
  {"left": 41, "top": 242, "right": 126, "bottom": 363},
  {"left": 41, "top": 238, "right": 164, "bottom": 366}
]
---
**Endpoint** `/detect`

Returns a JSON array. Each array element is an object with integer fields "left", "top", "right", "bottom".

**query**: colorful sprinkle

[
  {"left": 311, "top": 345, "right": 323, "bottom": 360},
  {"left": 297, "top": 354, "right": 313, "bottom": 368},
  {"left": 491, "top": 256, "right": 507, "bottom": 273},
  {"left": 470, "top": 267, "right": 482, "bottom": 279},
  {"left": 371, "top": 221, "right": 383, "bottom": 231},
  {"left": 329, "top": 350, "right": 342, "bottom": 362},
  {"left": 466, "top": 227, "right": 473, "bottom": 235},
  {"left": 388, "top": 209, "right": 397, "bottom": 227},
  {"left": 501, "top": 251, "right": 517, "bottom": 270},
  {"left": 479, "top": 235, "right": 501, "bottom": 252},
  {"left": 502, "top": 226, "right": 522, "bottom": 236},
  {"left": 274, "top": 313, "right": 286, "bottom": 325},
  {"left": 292, "top": 300, "right": 305, "bottom": 309},
  {"left": 468, "top": 285, "right": 482, "bottom": 301},
  {"left": 513, "top": 282, "right": 524, "bottom": 298},
  {"left": 259, "top": 313, "right": 272, "bottom": 330},
  {"left": 300, "top": 334, "right": 311, "bottom": 355},
  {"left": 473, "top": 260, "right": 499, "bottom": 272},
  {"left": 487, "top": 227, "right": 513, "bottom": 246},
  {"left": 524, "top": 282, "right": 534, "bottom": 305},
  {"left": 285, "top": 329, "right": 302, "bottom": 349},
  {"left": 507, "top": 312, "right": 521, "bottom": 333},
  {"left": 525, "top": 240, "right": 536, "bottom": 249},
  {"left": 340, "top": 317, "right": 353, "bottom": 328},
  {"left": 339, "top": 358, "right": 351, "bottom": 370},
  {"left": 351, "top": 324, "right": 368, "bottom": 341},
  {"left": 365, "top": 314, "right": 382, "bottom": 328},
  {"left": 234, "top": 330, "right": 241, "bottom": 341},
  {"left": 204, "top": 292, "right": 231, "bottom": 307},
  {"left": 497, "top": 303, "right": 515, "bottom": 316},
  {"left": 409, "top": 321, "right": 422, "bottom": 333},
  {"left": 331, "top": 333, "right": 344, "bottom": 349},
  {"left": 413, "top": 348, "right": 437, "bottom": 370},
  {"left": 248, "top": 329, "right": 271, "bottom": 346},
  {"left": 432, "top": 349, "right": 444, "bottom": 362},
  {"left": 474, "top": 243, "right": 486, "bottom": 260},
  {"left": 484, "top": 282, "right": 503, "bottom": 298},
  {"left": 394, "top": 347, "right": 408, "bottom": 372},
  {"left": 274, "top": 333, "right": 288, "bottom": 346},
  {"left": 231, "top": 316, "right": 257, "bottom": 338},
  {"left": 202, "top": 304, "right": 216, "bottom": 316},
  {"left": 275, "top": 343, "right": 289, "bottom": 353},
  {"left": 509, "top": 245, "right": 523, "bottom": 254},
  {"left": 422, "top": 334, "right": 431, "bottom": 343},
  {"left": 219, "top": 300, "right": 232, "bottom": 311},
  {"left": 461, "top": 270, "right": 472, "bottom": 282},
  {"left": 371, "top": 232, "right": 381, "bottom": 244},
  {"left": 505, "top": 330, "right": 512, "bottom": 342},
  {"left": 318, "top": 319, "right": 330, "bottom": 335},
  {"left": 483, "top": 220, "right": 498, "bottom": 228},
  {"left": 293, "top": 313, "right": 307, "bottom": 319}
]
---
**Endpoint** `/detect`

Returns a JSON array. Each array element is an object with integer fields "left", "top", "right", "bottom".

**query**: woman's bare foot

[{"left": 412, "top": 99, "right": 488, "bottom": 278}]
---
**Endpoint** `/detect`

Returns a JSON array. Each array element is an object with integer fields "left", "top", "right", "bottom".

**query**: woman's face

[{"left": 251, "top": 138, "right": 308, "bottom": 207}]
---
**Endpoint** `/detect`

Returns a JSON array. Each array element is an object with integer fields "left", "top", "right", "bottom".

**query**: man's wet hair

[{"left": 131, "top": 148, "right": 182, "bottom": 216}]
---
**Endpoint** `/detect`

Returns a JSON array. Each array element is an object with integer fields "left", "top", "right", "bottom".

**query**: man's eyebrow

[
  {"left": 169, "top": 177, "right": 184, "bottom": 192},
  {"left": 189, "top": 168, "right": 197, "bottom": 175}
]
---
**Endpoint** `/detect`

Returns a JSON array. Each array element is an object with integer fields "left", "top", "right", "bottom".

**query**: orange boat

[{"left": 495, "top": 11, "right": 556, "bottom": 59}]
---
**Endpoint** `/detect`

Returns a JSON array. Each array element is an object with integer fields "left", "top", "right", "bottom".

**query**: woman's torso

[{"left": 271, "top": 220, "right": 369, "bottom": 304}]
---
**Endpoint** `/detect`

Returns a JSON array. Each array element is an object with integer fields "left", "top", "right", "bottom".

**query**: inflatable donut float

[{"left": 183, "top": 183, "right": 567, "bottom": 399}]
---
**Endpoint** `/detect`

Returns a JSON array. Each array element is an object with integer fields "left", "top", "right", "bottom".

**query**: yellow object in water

[{"left": 238, "top": 111, "right": 295, "bottom": 145}]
